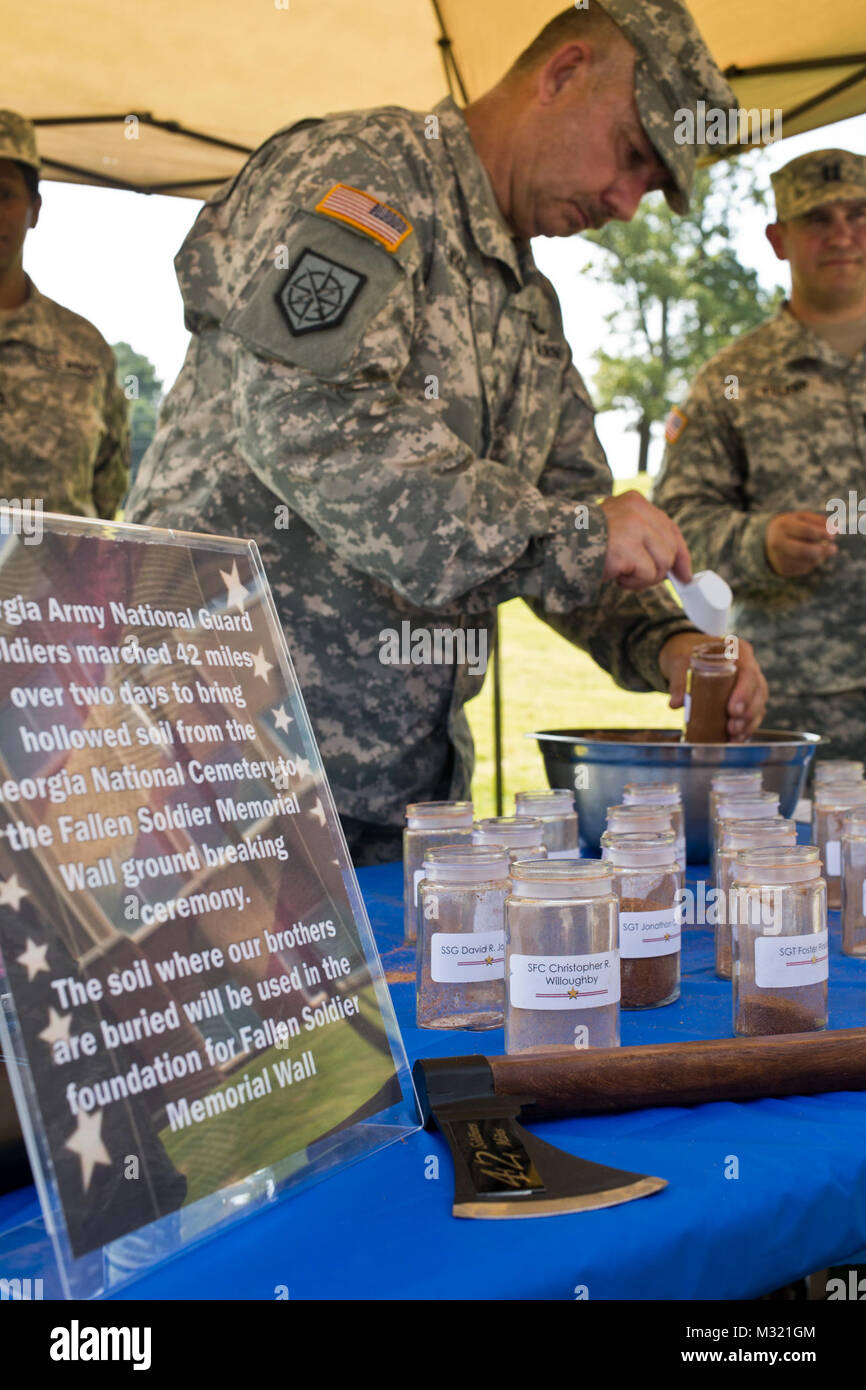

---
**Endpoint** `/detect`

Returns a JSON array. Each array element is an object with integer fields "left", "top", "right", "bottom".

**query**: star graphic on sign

[
  {"left": 220, "top": 560, "right": 248, "bottom": 613},
  {"left": 252, "top": 646, "right": 274, "bottom": 682},
  {"left": 65, "top": 1109, "right": 111, "bottom": 1193},
  {"left": 272, "top": 705, "right": 293, "bottom": 733},
  {"left": 567, "top": 988, "right": 579, "bottom": 999},
  {"left": 0, "top": 873, "right": 28, "bottom": 911},
  {"left": 484, "top": 956, "right": 494, "bottom": 967},
  {"left": 17, "top": 936, "right": 49, "bottom": 981},
  {"left": 309, "top": 797, "right": 326, "bottom": 827},
  {"left": 39, "top": 1007, "right": 72, "bottom": 1048},
  {"left": 295, "top": 757, "right": 312, "bottom": 780}
]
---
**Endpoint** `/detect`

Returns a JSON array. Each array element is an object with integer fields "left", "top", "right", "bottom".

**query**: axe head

[{"left": 413, "top": 1056, "right": 666, "bottom": 1220}]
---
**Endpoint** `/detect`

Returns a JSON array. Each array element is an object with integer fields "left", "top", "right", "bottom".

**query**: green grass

[{"left": 467, "top": 475, "right": 680, "bottom": 817}]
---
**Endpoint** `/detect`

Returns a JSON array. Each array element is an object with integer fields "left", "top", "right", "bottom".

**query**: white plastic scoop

[{"left": 667, "top": 569, "right": 732, "bottom": 638}]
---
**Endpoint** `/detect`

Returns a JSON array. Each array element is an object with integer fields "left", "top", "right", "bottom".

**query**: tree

[
  {"left": 583, "top": 161, "right": 783, "bottom": 473},
  {"left": 112, "top": 343, "right": 163, "bottom": 483}
]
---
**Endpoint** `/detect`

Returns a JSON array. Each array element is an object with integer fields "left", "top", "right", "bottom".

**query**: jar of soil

[
  {"left": 505, "top": 860, "right": 619, "bottom": 1055},
  {"left": 841, "top": 809, "right": 866, "bottom": 957},
  {"left": 812, "top": 783, "right": 866, "bottom": 910},
  {"left": 709, "top": 770, "right": 763, "bottom": 827},
  {"left": 403, "top": 800, "right": 474, "bottom": 942},
  {"left": 684, "top": 641, "right": 738, "bottom": 743},
  {"left": 416, "top": 846, "right": 509, "bottom": 1030},
  {"left": 623, "top": 780, "right": 686, "bottom": 870},
  {"left": 714, "top": 818, "right": 797, "bottom": 979},
  {"left": 600, "top": 830, "right": 682, "bottom": 1009},
  {"left": 473, "top": 816, "right": 548, "bottom": 868},
  {"left": 731, "top": 846, "right": 827, "bottom": 1037},
  {"left": 514, "top": 789, "right": 579, "bottom": 857}
]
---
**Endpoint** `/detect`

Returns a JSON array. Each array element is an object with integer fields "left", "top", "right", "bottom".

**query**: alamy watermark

[
  {"left": 827, "top": 491, "right": 866, "bottom": 535},
  {"left": 0, "top": 499, "right": 43, "bottom": 546},
  {"left": 379, "top": 621, "right": 488, "bottom": 676},
  {"left": 674, "top": 102, "right": 783, "bottom": 147}
]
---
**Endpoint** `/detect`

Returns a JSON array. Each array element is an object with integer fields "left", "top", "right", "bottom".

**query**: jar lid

[
  {"left": 733, "top": 845, "right": 822, "bottom": 884},
  {"left": 600, "top": 830, "right": 678, "bottom": 867},
  {"left": 842, "top": 808, "right": 866, "bottom": 836},
  {"left": 422, "top": 845, "right": 509, "bottom": 883},
  {"left": 719, "top": 818, "right": 797, "bottom": 850},
  {"left": 474, "top": 816, "right": 544, "bottom": 847},
  {"left": 622, "top": 781, "right": 682, "bottom": 807},
  {"left": 514, "top": 790, "right": 575, "bottom": 817},
  {"left": 509, "top": 859, "right": 613, "bottom": 900},
  {"left": 716, "top": 792, "right": 780, "bottom": 818},
  {"left": 815, "top": 760, "right": 864, "bottom": 783},
  {"left": 607, "top": 804, "right": 674, "bottom": 833},
  {"left": 406, "top": 800, "right": 474, "bottom": 829}
]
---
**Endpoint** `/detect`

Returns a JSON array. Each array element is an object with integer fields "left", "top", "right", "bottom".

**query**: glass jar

[
  {"left": 622, "top": 781, "right": 686, "bottom": 870},
  {"left": 600, "top": 830, "right": 682, "bottom": 1009},
  {"left": 403, "top": 800, "right": 474, "bottom": 943},
  {"left": 606, "top": 803, "right": 675, "bottom": 842},
  {"left": 712, "top": 791, "right": 780, "bottom": 878},
  {"left": 416, "top": 846, "right": 509, "bottom": 1030},
  {"left": 813, "top": 784, "right": 866, "bottom": 910},
  {"left": 684, "top": 641, "right": 738, "bottom": 743},
  {"left": 731, "top": 846, "right": 828, "bottom": 1037},
  {"left": 514, "top": 789, "right": 579, "bottom": 857},
  {"left": 505, "top": 860, "right": 619, "bottom": 1055},
  {"left": 814, "top": 760, "right": 863, "bottom": 788},
  {"left": 714, "top": 818, "right": 797, "bottom": 979},
  {"left": 473, "top": 816, "right": 548, "bottom": 867},
  {"left": 709, "top": 770, "right": 763, "bottom": 826},
  {"left": 841, "top": 810, "right": 866, "bottom": 957}
]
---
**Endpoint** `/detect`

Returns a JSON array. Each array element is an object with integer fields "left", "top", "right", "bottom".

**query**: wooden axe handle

[{"left": 487, "top": 1028, "right": 866, "bottom": 1118}]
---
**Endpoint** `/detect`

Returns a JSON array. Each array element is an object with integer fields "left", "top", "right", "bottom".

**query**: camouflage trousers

[{"left": 764, "top": 689, "right": 866, "bottom": 770}]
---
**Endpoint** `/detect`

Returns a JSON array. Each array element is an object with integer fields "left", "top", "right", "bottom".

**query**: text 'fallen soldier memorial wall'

[{"left": 0, "top": 512, "right": 415, "bottom": 1297}]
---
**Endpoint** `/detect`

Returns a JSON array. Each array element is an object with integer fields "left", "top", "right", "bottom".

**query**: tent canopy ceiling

[{"left": 7, "top": 0, "right": 866, "bottom": 197}]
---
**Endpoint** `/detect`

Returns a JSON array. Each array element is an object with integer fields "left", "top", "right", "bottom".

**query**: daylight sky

[{"left": 23, "top": 113, "right": 866, "bottom": 479}]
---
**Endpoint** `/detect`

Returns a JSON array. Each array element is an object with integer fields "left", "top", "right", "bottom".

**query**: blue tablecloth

[{"left": 3, "top": 857, "right": 866, "bottom": 1300}]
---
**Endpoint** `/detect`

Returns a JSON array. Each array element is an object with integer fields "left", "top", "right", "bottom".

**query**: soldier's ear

[
  {"left": 27, "top": 193, "right": 41, "bottom": 232},
  {"left": 765, "top": 223, "right": 788, "bottom": 263}
]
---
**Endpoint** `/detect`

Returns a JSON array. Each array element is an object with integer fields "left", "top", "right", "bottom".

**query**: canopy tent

[{"left": 6, "top": 0, "right": 866, "bottom": 198}]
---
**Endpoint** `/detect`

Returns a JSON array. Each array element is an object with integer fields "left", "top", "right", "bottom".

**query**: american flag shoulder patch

[
  {"left": 664, "top": 406, "right": 688, "bottom": 445},
  {"left": 315, "top": 183, "right": 413, "bottom": 252}
]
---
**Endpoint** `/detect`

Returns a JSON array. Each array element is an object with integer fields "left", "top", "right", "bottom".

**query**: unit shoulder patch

[
  {"left": 276, "top": 249, "right": 366, "bottom": 336},
  {"left": 664, "top": 406, "right": 688, "bottom": 445},
  {"left": 315, "top": 183, "right": 413, "bottom": 252}
]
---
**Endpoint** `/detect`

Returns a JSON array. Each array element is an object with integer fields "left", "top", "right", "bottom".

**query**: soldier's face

[
  {"left": 0, "top": 159, "right": 39, "bottom": 274},
  {"left": 767, "top": 200, "right": 866, "bottom": 305},
  {"left": 511, "top": 43, "right": 670, "bottom": 239}
]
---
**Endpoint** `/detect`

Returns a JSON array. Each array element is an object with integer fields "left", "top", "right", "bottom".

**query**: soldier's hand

[
  {"left": 660, "top": 633, "right": 767, "bottom": 741},
  {"left": 765, "top": 512, "right": 837, "bottom": 577},
  {"left": 599, "top": 491, "right": 692, "bottom": 591}
]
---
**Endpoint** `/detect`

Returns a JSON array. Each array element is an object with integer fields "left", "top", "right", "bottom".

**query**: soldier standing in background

[
  {"left": 126, "top": 1, "right": 768, "bottom": 865},
  {"left": 0, "top": 111, "right": 129, "bottom": 520},
  {"left": 654, "top": 151, "right": 866, "bottom": 759}
]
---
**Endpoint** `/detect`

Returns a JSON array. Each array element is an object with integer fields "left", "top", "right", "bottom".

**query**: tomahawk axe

[{"left": 413, "top": 1028, "right": 866, "bottom": 1219}]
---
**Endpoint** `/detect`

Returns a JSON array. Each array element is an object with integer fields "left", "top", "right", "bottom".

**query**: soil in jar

[{"left": 620, "top": 895, "right": 680, "bottom": 1008}]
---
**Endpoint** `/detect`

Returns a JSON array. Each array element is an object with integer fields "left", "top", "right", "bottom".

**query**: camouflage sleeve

[
  {"left": 223, "top": 130, "right": 608, "bottom": 615},
  {"left": 522, "top": 365, "right": 697, "bottom": 692},
  {"left": 652, "top": 372, "right": 783, "bottom": 587},
  {"left": 91, "top": 362, "right": 130, "bottom": 520}
]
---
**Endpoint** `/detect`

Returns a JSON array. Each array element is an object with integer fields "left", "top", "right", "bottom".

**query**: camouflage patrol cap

[
  {"left": 594, "top": 0, "right": 737, "bottom": 214},
  {"left": 0, "top": 110, "right": 40, "bottom": 175},
  {"left": 771, "top": 150, "right": 866, "bottom": 221}
]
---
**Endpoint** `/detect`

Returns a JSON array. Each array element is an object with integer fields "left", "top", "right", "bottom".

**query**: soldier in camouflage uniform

[
  {"left": 654, "top": 150, "right": 866, "bottom": 762},
  {"left": 0, "top": 112, "right": 129, "bottom": 519},
  {"left": 126, "top": 2, "right": 768, "bottom": 864}
]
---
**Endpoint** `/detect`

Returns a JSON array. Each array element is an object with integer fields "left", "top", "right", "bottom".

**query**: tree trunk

[{"left": 636, "top": 416, "right": 651, "bottom": 474}]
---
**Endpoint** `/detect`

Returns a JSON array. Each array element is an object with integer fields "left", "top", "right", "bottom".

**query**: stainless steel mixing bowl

[{"left": 530, "top": 728, "right": 820, "bottom": 865}]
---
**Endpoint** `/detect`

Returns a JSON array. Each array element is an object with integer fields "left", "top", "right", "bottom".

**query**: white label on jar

[
  {"left": 826, "top": 840, "right": 841, "bottom": 876},
  {"left": 862, "top": 879, "right": 866, "bottom": 917},
  {"left": 413, "top": 868, "right": 426, "bottom": 905},
  {"left": 619, "top": 908, "right": 680, "bottom": 959},
  {"left": 431, "top": 931, "right": 506, "bottom": 983},
  {"left": 754, "top": 929, "right": 829, "bottom": 989},
  {"left": 683, "top": 692, "right": 691, "bottom": 724},
  {"left": 547, "top": 848, "right": 582, "bottom": 860},
  {"left": 509, "top": 952, "right": 620, "bottom": 1010}
]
